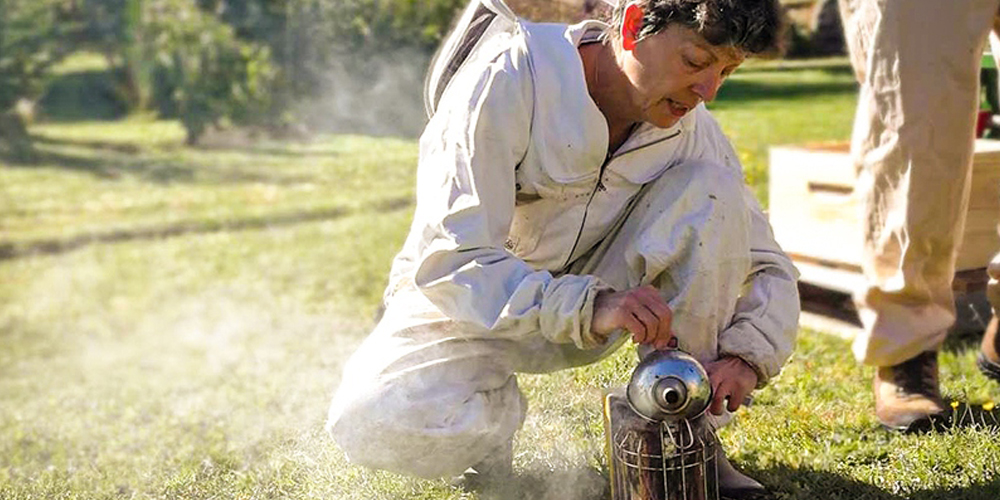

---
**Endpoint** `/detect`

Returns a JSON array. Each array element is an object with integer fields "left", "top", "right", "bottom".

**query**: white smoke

[{"left": 300, "top": 48, "right": 432, "bottom": 138}]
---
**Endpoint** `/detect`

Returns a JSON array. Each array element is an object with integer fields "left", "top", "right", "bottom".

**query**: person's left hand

[{"left": 704, "top": 356, "right": 758, "bottom": 416}]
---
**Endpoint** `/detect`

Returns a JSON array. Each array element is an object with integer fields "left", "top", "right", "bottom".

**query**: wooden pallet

[{"left": 769, "top": 141, "right": 1000, "bottom": 334}]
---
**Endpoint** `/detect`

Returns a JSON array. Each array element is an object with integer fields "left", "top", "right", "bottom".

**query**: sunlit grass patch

[
  {"left": 4, "top": 61, "right": 1000, "bottom": 499},
  {"left": 1, "top": 121, "right": 417, "bottom": 255}
]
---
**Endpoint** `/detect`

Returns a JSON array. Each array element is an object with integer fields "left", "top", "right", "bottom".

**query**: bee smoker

[{"left": 603, "top": 349, "right": 719, "bottom": 500}]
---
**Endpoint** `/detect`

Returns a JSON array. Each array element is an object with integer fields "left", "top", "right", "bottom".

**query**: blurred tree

[
  {"left": 140, "top": 0, "right": 276, "bottom": 144},
  {"left": 0, "top": 0, "right": 79, "bottom": 159},
  {"left": 11, "top": 0, "right": 585, "bottom": 145},
  {"left": 69, "top": 0, "right": 276, "bottom": 143},
  {"left": 67, "top": 0, "right": 466, "bottom": 139},
  {"left": 506, "top": 0, "right": 600, "bottom": 22},
  {"left": 233, "top": 0, "right": 466, "bottom": 133}
]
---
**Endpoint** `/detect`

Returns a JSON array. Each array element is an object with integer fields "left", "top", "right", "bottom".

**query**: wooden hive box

[{"left": 768, "top": 140, "right": 1000, "bottom": 294}]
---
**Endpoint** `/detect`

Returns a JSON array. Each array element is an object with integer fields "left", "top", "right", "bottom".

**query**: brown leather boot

[
  {"left": 874, "top": 351, "right": 946, "bottom": 431},
  {"left": 978, "top": 316, "right": 1000, "bottom": 382}
]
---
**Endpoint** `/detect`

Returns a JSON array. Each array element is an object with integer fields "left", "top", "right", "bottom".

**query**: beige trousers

[{"left": 839, "top": 0, "right": 1000, "bottom": 366}]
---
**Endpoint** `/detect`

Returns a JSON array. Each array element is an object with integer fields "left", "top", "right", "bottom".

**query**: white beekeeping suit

[{"left": 327, "top": 0, "right": 799, "bottom": 479}]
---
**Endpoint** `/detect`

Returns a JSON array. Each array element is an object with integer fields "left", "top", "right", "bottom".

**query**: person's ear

[{"left": 620, "top": 3, "right": 644, "bottom": 51}]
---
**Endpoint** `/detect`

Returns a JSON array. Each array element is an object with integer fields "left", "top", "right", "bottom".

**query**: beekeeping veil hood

[
  {"left": 423, "top": 0, "right": 629, "bottom": 117},
  {"left": 423, "top": 0, "right": 519, "bottom": 117}
]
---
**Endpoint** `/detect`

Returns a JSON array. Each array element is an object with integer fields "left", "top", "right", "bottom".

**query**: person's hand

[
  {"left": 591, "top": 285, "right": 675, "bottom": 350},
  {"left": 704, "top": 356, "right": 758, "bottom": 415}
]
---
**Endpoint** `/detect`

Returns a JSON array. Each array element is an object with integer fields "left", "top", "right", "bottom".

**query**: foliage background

[
  {"left": 1, "top": 0, "right": 842, "bottom": 153},
  {"left": 1, "top": 0, "right": 472, "bottom": 149}
]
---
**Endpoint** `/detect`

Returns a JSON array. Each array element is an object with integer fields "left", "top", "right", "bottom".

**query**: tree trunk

[
  {"left": 0, "top": 108, "right": 36, "bottom": 162},
  {"left": 121, "top": 0, "right": 153, "bottom": 111},
  {"left": 809, "top": 0, "right": 846, "bottom": 56}
]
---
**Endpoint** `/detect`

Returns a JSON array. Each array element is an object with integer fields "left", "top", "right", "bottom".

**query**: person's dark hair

[{"left": 604, "top": 0, "right": 785, "bottom": 56}]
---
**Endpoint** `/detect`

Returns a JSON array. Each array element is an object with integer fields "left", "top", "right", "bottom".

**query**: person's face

[{"left": 618, "top": 6, "right": 745, "bottom": 128}]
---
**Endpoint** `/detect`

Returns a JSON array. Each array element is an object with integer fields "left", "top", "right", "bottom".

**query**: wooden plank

[
  {"left": 769, "top": 139, "right": 1000, "bottom": 274},
  {"left": 956, "top": 231, "right": 1000, "bottom": 270},
  {"left": 968, "top": 178, "right": 1000, "bottom": 210},
  {"left": 798, "top": 310, "right": 861, "bottom": 340},
  {"left": 791, "top": 258, "right": 988, "bottom": 295},
  {"left": 791, "top": 259, "right": 864, "bottom": 294},
  {"left": 960, "top": 209, "right": 1000, "bottom": 234}
]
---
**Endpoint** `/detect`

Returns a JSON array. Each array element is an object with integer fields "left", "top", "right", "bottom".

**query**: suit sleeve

[
  {"left": 690, "top": 107, "right": 800, "bottom": 387},
  {"left": 410, "top": 43, "right": 611, "bottom": 350}
]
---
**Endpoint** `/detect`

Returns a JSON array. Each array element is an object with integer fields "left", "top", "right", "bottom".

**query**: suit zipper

[{"left": 560, "top": 129, "right": 682, "bottom": 270}]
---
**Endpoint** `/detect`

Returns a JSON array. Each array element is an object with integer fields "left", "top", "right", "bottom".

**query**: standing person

[
  {"left": 838, "top": 0, "right": 1000, "bottom": 431},
  {"left": 327, "top": 0, "right": 799, "bottom": 497}
]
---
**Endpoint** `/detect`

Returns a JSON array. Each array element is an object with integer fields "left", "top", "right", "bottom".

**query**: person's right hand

[{"left": 591, "top": 285, "right": 675, "bottom": 350}]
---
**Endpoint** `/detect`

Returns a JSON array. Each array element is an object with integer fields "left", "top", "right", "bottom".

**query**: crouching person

[{"left": 327, "top": 0, "right": 799, "bottom": 497}]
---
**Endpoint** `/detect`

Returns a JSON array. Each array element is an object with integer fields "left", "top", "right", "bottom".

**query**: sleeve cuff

[
  {"left": 717, "top": 322, "right": 779, "bottom": 389},
  {"left": 577, "top": 278, "right": 616, "bottom": 350}
]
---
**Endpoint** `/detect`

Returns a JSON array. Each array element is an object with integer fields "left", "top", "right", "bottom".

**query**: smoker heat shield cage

[{"left": 604, "top": 389, "right": 719, "bottom": 500}]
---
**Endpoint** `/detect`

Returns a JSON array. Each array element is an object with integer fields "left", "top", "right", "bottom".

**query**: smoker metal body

[{"left": 604, "top": 350, "right": 720, "bottom": 500}]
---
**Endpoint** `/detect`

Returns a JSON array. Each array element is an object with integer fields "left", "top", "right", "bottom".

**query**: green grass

[
  {"left": 1, "top": 119, "right": 416, "bottom": 262},
  {"left": 3, "top": 59, "right": 1000, "bottom": 499},
  {"left": 711, "top": 57, "right": 859, "bottom": 203}
]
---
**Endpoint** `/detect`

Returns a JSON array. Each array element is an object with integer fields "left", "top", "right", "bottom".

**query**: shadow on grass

[
  {"left": 3, "top": 135, "right": 327, "bottom": 185},
  {"left": 0, "top": 138, "right": 197, "bottom": 183},
  {"left": 751, "top": 464, "right": 1000, "bottom": 500},
  {"left": 890, "top": 400, "right": 1000, "bottom": 434},
  {"left": 32, "top": 134, "right": 143, "bottom": 154},
  {"left": 472, "top": 462, "right": 1000, "bottom": 499},
  {"left": 908, "top": 478, "right": 1000, "bottom": 500},
  {"left": 0, "top": 196, "right": 412, "bottom": 262},
  {"left": 751, "top": 464, "right": 901, "bottom": 500},
  {"left": 195, "top": 142, "right": 345, "bottom": 159},
  {"left": 31, "top": 124, "right": 347, "bottom": 160}
]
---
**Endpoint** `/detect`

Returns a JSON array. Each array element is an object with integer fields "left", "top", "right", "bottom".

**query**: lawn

[{"left": 2, "top": 57, "right": 1000, "bottom": 500}]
